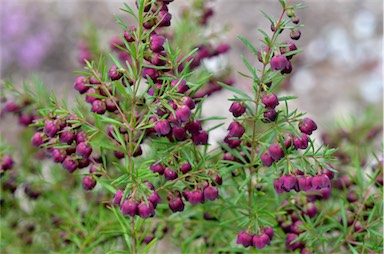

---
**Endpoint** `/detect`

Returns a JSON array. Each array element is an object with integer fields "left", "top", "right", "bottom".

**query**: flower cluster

[{"left": 236, "top": 227, "right": 275, "bottom": 249}]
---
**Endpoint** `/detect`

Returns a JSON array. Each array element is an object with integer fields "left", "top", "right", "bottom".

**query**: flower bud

[
  {"left": 311, "top": 174, "right": 331, "bottom": 190},
  {"left": 261, "top": 93, "right": 279, "bottom": 109},
  {"left": 229, "top": 101, "right": 246, "bottom": 117},
  {"left": 73, "top": 76, "right": 89, "bottom": 94},
  {"left": 180, "top": 162, "right": 192, "bottom": 174},
  {"left": 150, "top": 162, "right": 165, "bottom": 175},
  {"left": 187, "top": 190, "right": 204, "bottom": 205},
  {"left": 269, "top": 143, "right": 284, "bottom": 161},
  {"left": 76, "top": 142, "right": 93, "bottom": 159},
  {"left": 203, "top": 185, "right": 218, "bottom": 201},
  {"left": 113, "top": 190, "right": 124, "bottom": 205},
  {"left": 150, "top": 34, "right": 165, "bottom": 52},
  {"left": 61, "top": 156, "right": 79, "bottom": 173},
  {"left": 59, "top": 127, "right": 76, "bottom": 145},
  {"left": 31, "top": 132, "right": 45, "bottom": 147},
  {"left": 236, "top": 231, "right": 253, "bottom": 248},
  {"left": 172, "top": 127, "right": 187, "bottom": 141},
  {"left": 138, "top": 201, "right": 155, "bottom": 219},
  {"left": 164, "top": 167, "right": 178, "bottom": 181},
  {"left": 82, "top": 176, "right": 96, "bottom": 191},
  {"left": 270, "top": 55, "right": 289, "bottom": 71},
  {"left": 51, "top": 148, "right": 67, "bottom": 163},
  {"left": 154, "top": 119, "right": 171, "bottom": 136},
  {"left": 175, "top": 105, "right": 191, "bottom": 123},
  {"left": 298, "top": 117, "right": 317, "bottom": 135},
  {"left": 108, "top": 65, "right": 123, "bottom": 81},
  {"left": 261, "top": 152, "right": 273, "bottom": 167},
  {"left": 227, "top": 121, "right": 245, "bottom": 138},
  {"left": 44, "top": 120, "right": 60, "bottom": 137},
  {"left": 252, "top": 233, "right": 270, "bottom": 249},
  {"left": 192, "top": 131, "right": 208, "bottom": 145},
  {"left": 120, "top": 198, "right": 138, "bottom": 217}
]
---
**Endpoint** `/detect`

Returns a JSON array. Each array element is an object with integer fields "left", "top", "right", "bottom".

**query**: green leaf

[
  {"left": 217, "top": 81, "right": 252, "bottom": 100},
  {"left": 238, "top": 35, "right": 258, "bottom": 55}
]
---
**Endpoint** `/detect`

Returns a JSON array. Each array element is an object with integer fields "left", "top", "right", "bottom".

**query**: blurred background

[{"left": 1, "top": 0, "right": 383, "bottom": 128}]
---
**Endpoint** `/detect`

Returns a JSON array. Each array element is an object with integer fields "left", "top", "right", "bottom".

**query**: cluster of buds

[
  {"left": 236, "top": 227, "right": 274, "bottom": 249},
  {"left": 1, "top": 98, "right": 38, "bottom": 127},
  {"left": 31, "top": 114, "right": 100, "bottom": 190},
  {"left": 113, "top": 182, "right": 161, "bottom": 219},
  {"left": 276, "top": 200, "right": 317, "bottom": 253},
  {"left": 0, "top": 154, "right": 14, "bottom": 174},
  {"left": 273, "top": 170, "right": 334, "bottom": 194},
  {"left": 261, "top": 117, "right": 317, "bottom": 168}
]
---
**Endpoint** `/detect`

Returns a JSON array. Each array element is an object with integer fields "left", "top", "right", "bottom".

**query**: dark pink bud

[
  {"left": 51, "top": 148, "right": 67, "bottom": 163},
  {"left": 281, "top": 60, "right": 293, "bottom": 74},
  {"left": 121, "top": 198, "right": 138, "bottom": 217},
  {"left": 303, "top": 202, "right": 317, "bottom": 218},
  {"left": 252, "top": 233, "right": 270, "bottom": 249},
  {"left": 62, "top": 156, "right": 79, "bottom": 173},
  {"left": 227, "top": 122, "right": 245, "bottom": 138},
  {"left": 262, "top": 93, "right": 279, "bottom": 109},
  {"left": 4, "top": 101, "right": 21, "bottom": 113},
  {"left": 187, "top": 190, "right": 204, "bottom": 205},
  {"left": 229, "top": 101, "right": 246, "bottom": 117},
  {"left": 18, "top": 114, "right": 34, "bottom": 126},
  {"left": 270, "top": 55, "right": 289, "bottom": 71},
  {"left": 158, "top": 10, "right": 172, "bottom": 26},
  {"left": 168, "top": 193, "right": 185, "bottom": 213},
  {"left": 91, "top": 100, "right": 106, "bottom": 114},
  {"left": 150, "top": 34, "right": 165, "bottom": 52},
  {"left": 214, "top": 175, "right": 223, "bottom": 185},
  {"left": 76, "top": 142, "right": 92, "bottom": 159},
  {"left": 164, "top": 167, "right": 178, "bottom": 181},
  {"left": 113, "top": 190, "right": 124, "bottom": 205},
  {"left": 224, "top": 136, "right": 242, "bottom": 148},
  {"left": 85, "top": 88, "right": 99, "bottom": 104},
  {"left": 286, "top": 233, "right": 303, "bottom": 250},
  {"left": 155, "top": 120, "right": 171, "bottom": 136},
  {"left": 203, "top": 185, "right": 218, "bottom": 201},
  {"left": 105, "top": 98, "right": 118, "bottom": 112},
  {"left": 151, "top": 52, "right": 167, "bottom": 66},
  {"left": 59, "top": 127, "right": 76, "bottom": 145},
  {"left": 148, "top": 191, "right": 162, "bottom": 208},
  {"left": 298, "top": 176, "right": 312, "bottom": 192},
  {"left": 175, "top": 105, "right": 191, "bottom": 123},
  {"left": 291, "top": 220, "right": 304, "bottom": 234},
  {"left": 138, "top": 201, "right": 155, "bottom": 218},
  {"left": 182, "top": 96, "right": 195, "bottom": 109},
  {"left": 311, "top": 174, "right": 331, "bottom": 190},
  {"left": 264, "top": 227, "right": 274, "bottom": 240},
  {"left": 215, "top": 43, "right": 230, "bottom": 55},
  {"left": 236, "top": 231, "right": 252, "bottom": 248},
  {"left": 150, "top": 162, "right": 165, "bottom": 175},
  {"left": 269, "top": 143, "right": 284, "bottom": 161},
  {"left": 171, "top": 79, "right": 189, "bottom": 94},
  {"left": 293, "top": 134, "right": 309, "bottom": 150},
  {"left": 142, "top": 68, "right": 158, "bottom": 80},
  {"left": 273, "top": 178, "right": 284, "bottom": 194},
  {"left": 108, "top": 65, "right": 123, "bottom": 81},
  {"left": 290, "top": 29, "right": 301, "bottom": 40},
  {"left": 76, "top": 131, "right": 87, "bottom": 144},
  {"left": 73, "top": 76, "right": 89, "bottom": 94},
  {"left": 261, "top": 152, "right": 274, "bottom": 167},
  {"left": 192, "top": 131, "right": 208, "bottom": 145},
  {"left": 180, "top": 162, "right": 192, "bottom": 174},
  {"left": 281, "top": 175, "right": 298, "bottom": 192},
  {"left": 324, "top": 164, "right": 336, "bottom": 180},
  {"left": 1, "top": 155, "right": 14, "bottom": 171},
  {"left": 263, "top": 108, "right": 277, "bottom": 122},
  {"left": 82, "top": 176, "right": 96, "bottom": 191},
  {"left": 123, "top": 27, "right": 135, "bottom": 42},
  {"left": 31, "top": 132, "right": 46, "bottom": 147},
  {"left": 145, "top": 182, "right": 155, "bottom": 191},
  {"left": 185, "top": 120, "right": 202, "bottom": 135},
  {"left": 298, "top": 117, "right": 317, "bottom": 135},
  {"left": 114, "top": 150, "right": 125, "bottom": 159},
  {"left": 172, "top": 126, "right": 187, "bottom": 141},
  {"left": 44, "top": 120, "right": 60, "bottom": 137}
]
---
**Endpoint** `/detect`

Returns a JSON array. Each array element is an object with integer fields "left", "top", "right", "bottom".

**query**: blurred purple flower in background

[{"left": 1, "top": 0, "right": 54, "bottom": 73}]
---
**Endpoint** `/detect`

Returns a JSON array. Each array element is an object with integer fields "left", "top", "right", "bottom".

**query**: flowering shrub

[{"left": 1, "top": 0, "right": 382, "bottom": 253}]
